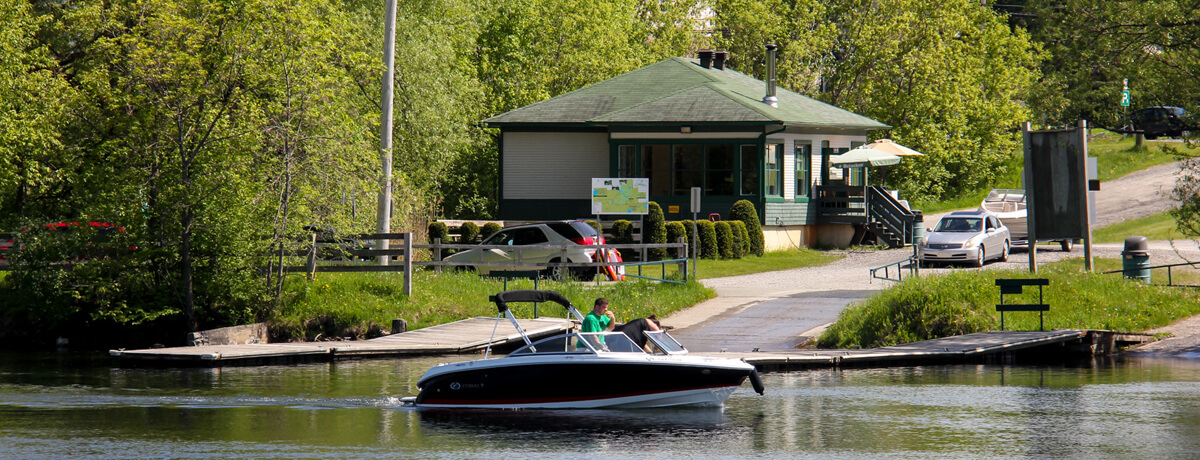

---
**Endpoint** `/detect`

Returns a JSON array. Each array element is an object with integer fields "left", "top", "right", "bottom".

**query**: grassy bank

[
  {"left": 817, "top": 258, "right": 1200, "bottom": 349},
  {"left": 1093, "top": 210, "right": 1188, "bottom": 243},
  {"left": 273, "top": 270, "right": 715, "bottom": 341}
]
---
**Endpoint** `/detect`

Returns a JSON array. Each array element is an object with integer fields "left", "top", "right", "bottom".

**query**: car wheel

[
  {"left": 1061, "top": 239, "right": 1073, "bottom": 252},
  {"left": 973, "top": 248, "right": 985, "bottom": 267},
  {"left": 545, "top": 258, "right": 567, "bottom": 280},
  {"left": 1000, "top": 241, "right": 1010, "bottom": 262},
  {"left": 572, "top": 266, "right": 597, "bottom": 282}
]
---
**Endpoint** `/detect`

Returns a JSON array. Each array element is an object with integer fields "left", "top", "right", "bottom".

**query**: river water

[{"left": 1, "top": 352, "right": 1199, "bottom": 459}]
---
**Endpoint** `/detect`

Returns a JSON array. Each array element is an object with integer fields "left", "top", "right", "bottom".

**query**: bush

[
  {"left": 611, "top": 220, "right": 634, "bottom": 259},
  {"left": 458, "top": 222, "right": 479, "bottom": 244},
  {"left": 696, "top": 220, "right": 718, "bottom": 259},
  {"left": 714, "top": 221, "right": 735, "bottom": 259},
  {"left": 730, "top": 200, "right": 764, "bottom": 256},
  {"left": 681, "top": 220, "right": 696, "bottom": 258},
  {"left": 665, "top": 221, "right": 686, "bottom": 258},
  {"left": 428, "top": 222, "right": 451, "bottom": 257},
  {"left": 480, "top": 222, "right": 502, "bottom": 241},
  {"left": 728, "top": 220, "right": 747, "bottom": 259},
  {"left": 646, "top": 202, "right": 667, "bottom": 261}
]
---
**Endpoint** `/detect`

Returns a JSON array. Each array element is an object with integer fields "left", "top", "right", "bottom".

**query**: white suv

[{"left": 443, "top": 221, "right": 604, "bottom": 280}]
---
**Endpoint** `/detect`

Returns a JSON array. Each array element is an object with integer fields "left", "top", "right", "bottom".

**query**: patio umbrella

[
  {"left": 830, "top": 147, "right": 902, "bottom": 168},
  {"left": 863, "top": 139, "right": 925, "bottom": 157}
]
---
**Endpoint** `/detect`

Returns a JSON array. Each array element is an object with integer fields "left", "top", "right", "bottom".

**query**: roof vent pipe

[
  {"left": 698, "top": 49, "right": 714, "bottom": 69},
  {"left": 763, "top": 44, "right": 778, "bottom": 108},
  {"left": 713, "top": 51, "right": 727, "bottom": 70}
]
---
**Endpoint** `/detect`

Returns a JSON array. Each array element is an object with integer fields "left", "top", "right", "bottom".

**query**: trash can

[
  {"left": 1121, "top": 235, "right": 1151, "bottom": 283},
  {"left": 911, "top": 211, "right": 925, "bottom": 245}
]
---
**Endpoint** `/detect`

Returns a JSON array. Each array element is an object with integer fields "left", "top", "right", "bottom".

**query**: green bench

[{"left": 995, "top": 278, "right": 1049, "bottom": 331}]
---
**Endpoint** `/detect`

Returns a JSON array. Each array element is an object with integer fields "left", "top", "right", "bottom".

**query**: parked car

[
  {"left": 917, "top": 211, "right": 1010, "bottom": 267},
  {"left": 1130, "top": 106, "right": 1195, "bottom": 139},
  {"left": 443, "top": 220, "right": 606, "bottom": 280}
]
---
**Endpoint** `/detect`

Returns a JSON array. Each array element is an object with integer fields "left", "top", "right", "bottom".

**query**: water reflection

[{"left": 1, "top": 353, "right": 1199, "bottom": 458}]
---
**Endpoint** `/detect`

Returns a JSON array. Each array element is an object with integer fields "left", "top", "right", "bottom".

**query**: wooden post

[
  {"left": 678, "top": 237, "right": 688, "bottom": 280},
  {"left": 433, "top": 237, "right": 442, "bottom": 273},
  {"left": 1022, "top": 122, "right": 1037, "bottom": 274},
  {"left": 403, "top": 232, "right": 413, "bottom": 296},
  {"left": 306, "top": 233, "right": 317, "bottom": 280},
  {"left": 1079, "top": 119, "right": 1094, "bottom": 272}
]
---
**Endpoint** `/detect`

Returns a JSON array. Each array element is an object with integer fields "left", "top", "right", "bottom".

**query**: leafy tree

[{"left": 729, "top": 200, "right": 764, "bottom": 256}]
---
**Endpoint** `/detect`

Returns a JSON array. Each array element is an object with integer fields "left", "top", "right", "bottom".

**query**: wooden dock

[
  {"left": 110, "top": 317, "right": 572, "bottom": 367},
  {"left": 695, "top": 329, "right": 1155, "bottom": 371}
]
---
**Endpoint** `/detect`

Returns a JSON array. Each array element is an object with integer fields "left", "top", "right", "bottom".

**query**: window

[
  {"left": 765, "top": 143, "right": 783, "bottom": 197},
  {"left": 642, "top": 144, "right": 671, "bottom": 196},
  {"left": 706, "top": 144, "right": 735, "bottom": 195},
  {"left": 617, "top": 145, "right": 636, "bottom": 177},
  {"left": 740, "top": 144, "right": 758, "bottom": 196},
  {"left": 672, "top": 144, "right": 703, "bottom": 195},
  {"left": 794, "top": 142, "right": 811, "bottom": 199}
]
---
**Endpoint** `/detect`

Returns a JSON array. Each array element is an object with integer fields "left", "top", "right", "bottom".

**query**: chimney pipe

[
  {"left": 713, "top": 51, "right": 727, "bottom": 70},
  {"left": 763, "top": 44, "right": 778, "bottom": 108},
  {"left": 698, "top": 49, "right": 714, "bottom": 69}
]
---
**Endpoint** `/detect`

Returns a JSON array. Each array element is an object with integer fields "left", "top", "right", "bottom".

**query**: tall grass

[
  {"left": 818, "top": 259, "right": 1200, "bottom": 349},
  {"left": 273, "top": 270, "right": 714, "bottom": 340}
]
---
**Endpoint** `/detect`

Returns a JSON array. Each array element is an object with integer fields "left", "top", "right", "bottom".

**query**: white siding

[{"left": 503, "top": 132, "right": 609, "bottom": 199}]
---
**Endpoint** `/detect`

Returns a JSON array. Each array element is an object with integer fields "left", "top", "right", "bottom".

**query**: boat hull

[{"left": 415, "top": 358, "right": 753, "bottom": 409}]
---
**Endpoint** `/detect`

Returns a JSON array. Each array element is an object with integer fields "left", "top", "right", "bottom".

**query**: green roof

[{"left": 484, "top": 57, "right": 889, "bottom": 129}]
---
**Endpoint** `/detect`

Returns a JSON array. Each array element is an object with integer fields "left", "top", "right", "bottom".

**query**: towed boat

[
  {"left": 412, "top": 290, "right": 764, "bottom": 409},
  {"left": 979, "top": 188, "right": 1027, "bottom": 239}
]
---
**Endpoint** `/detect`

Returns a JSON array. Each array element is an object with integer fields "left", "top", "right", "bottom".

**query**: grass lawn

[
  {"left": 1092, "top": 210, "right": 1189, "bottom": 243},
  {"left": 818, "top": 256, "right": 1200, "bottom": 349},
  {"left": 914, "top": 129, "right": 1183, "bottom": 215}
]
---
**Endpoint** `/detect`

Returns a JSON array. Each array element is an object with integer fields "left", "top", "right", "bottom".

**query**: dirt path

[{"left": 666, "top": 160, "right": 1200, "bottom": 355}]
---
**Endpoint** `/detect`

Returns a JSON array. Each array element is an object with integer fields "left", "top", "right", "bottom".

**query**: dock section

[
  {"left": 696, "top": 330, "right": 1155, "bottom": 372},
  {"left": 110, "top": 317, "right": 572, "bottom": 367}
]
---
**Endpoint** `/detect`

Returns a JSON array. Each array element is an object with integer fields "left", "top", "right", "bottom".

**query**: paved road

[{"left": 666, "top": 160, "right": 1198, "bottom": 353}]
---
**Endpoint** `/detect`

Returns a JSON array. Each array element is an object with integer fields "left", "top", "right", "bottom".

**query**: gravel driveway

[{"left": 666, "top": 160, "right": 1200, "bottom": 354}]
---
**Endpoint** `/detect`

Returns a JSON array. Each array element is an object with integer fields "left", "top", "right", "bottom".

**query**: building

[{"left": 485, "top": 48, "right": 909, "bottom": 250}]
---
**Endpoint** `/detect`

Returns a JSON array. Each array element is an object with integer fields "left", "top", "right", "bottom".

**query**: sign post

[{"left": 690, "top": 187, "right": 701, "bottom": 280}]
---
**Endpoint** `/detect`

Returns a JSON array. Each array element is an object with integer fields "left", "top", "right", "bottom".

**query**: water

[{"left": 2, "top": 352, "right": 1199, "bottom": 459}]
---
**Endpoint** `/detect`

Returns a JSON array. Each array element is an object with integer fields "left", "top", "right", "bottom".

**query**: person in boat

[
  {"left": 615, "top": 315, "right": 661, "bottom": 352},
  {"left": 580, "top": 297, "right": 617, "bottom": 349}
]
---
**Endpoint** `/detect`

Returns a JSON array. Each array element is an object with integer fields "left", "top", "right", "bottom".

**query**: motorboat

[
  {"left": 978, "top": 188, "right": 1075, "bottom": 251},
  {"left": 978, "top": 189, "right": 1027, "bottom": 240},
  {"left": 410, "top": 290, "right": 764, "bottom": 409}
]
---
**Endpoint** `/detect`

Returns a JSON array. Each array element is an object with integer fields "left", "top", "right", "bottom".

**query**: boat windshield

[
  {"left": 645, "top": 331, "right": 687, "bottom": 355},
  {"left": 508, "top": 332, "right": 643, "bottom": 356},
  {"left": 985, "top": 189, "right": 1025, "bottom": 203}
]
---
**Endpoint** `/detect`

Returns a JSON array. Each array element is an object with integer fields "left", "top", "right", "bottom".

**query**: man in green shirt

[{"left": 580, "top": 297, "right": 616, "bottom": 349}]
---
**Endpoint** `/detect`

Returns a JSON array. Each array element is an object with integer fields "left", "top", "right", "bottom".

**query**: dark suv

[{"left": 1130, "top": 106, "right": 1194, "bottom": 139}]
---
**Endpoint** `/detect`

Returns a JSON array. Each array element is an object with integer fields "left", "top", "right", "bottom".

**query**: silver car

[
  {"left": 917, "top": 211, "right": 1010, "bottom": 267},
  {"left": 443, "top": 221, "right": 602, "bottom": 280}
]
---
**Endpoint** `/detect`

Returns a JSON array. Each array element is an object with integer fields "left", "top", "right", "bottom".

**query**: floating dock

[
  {"left": 111, "top": 322, "right": 1154, "bottom": 369},
  {"left": 110, "top": 317, "right": 573, "bottom": 367},
  {"left": 696, "top": 330, "right": 1155, "bottom": 371}
]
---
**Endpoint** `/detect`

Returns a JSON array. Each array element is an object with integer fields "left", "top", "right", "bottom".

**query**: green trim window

[
  {"left": 765, "top": 143, "right": 783, "bottom": 197},
  {"left": 795, "top": 142, "right": 811, "bottom": 199},
  {"left": 615, "top": 142, "right": 757, "bottom": 197},
  {"left": 739, "top": 144, "right": 758, "bottom": 196}
]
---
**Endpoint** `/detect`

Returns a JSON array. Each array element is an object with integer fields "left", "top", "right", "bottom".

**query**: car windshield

[{"left": 935, "top": 217, "right": 982, "bottom": 233}]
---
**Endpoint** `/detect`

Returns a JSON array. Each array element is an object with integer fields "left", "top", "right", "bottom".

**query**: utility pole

[{"left": 377, "top": 0, "right": 396, "bottom": 265}]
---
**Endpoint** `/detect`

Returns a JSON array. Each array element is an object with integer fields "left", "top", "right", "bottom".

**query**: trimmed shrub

[
  {"left": 611, "top": 220, "right": 634, "bottom": 259},
  {"left": 697, "top": 220, "right": 718, "bottom": 259},
  {"left": 728, "top": 220, "right": 746, "bottom": 259},
  {"left": 428, "top": 222, "right": 451, "bottom": 257},
  {"left": 480, "top": 222, "right": 502, "bottom": 241},
  {"left": 458, "top": 222, "right": 479, "bottom": 244},
  {"left": 730, "top": 200, "right": 765, "bottom": 256},
  {"left": 681, "top": 220, "right": 696, "bottom": 258},
  {"left": 715, "top": 221, "right": 735, "bottom": 259},
  {"left": 665, "top": 221, "right": 686, "bottom": 258},
  {"left": 646, "top": 202, "right": 667, "bottom": 261}
]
